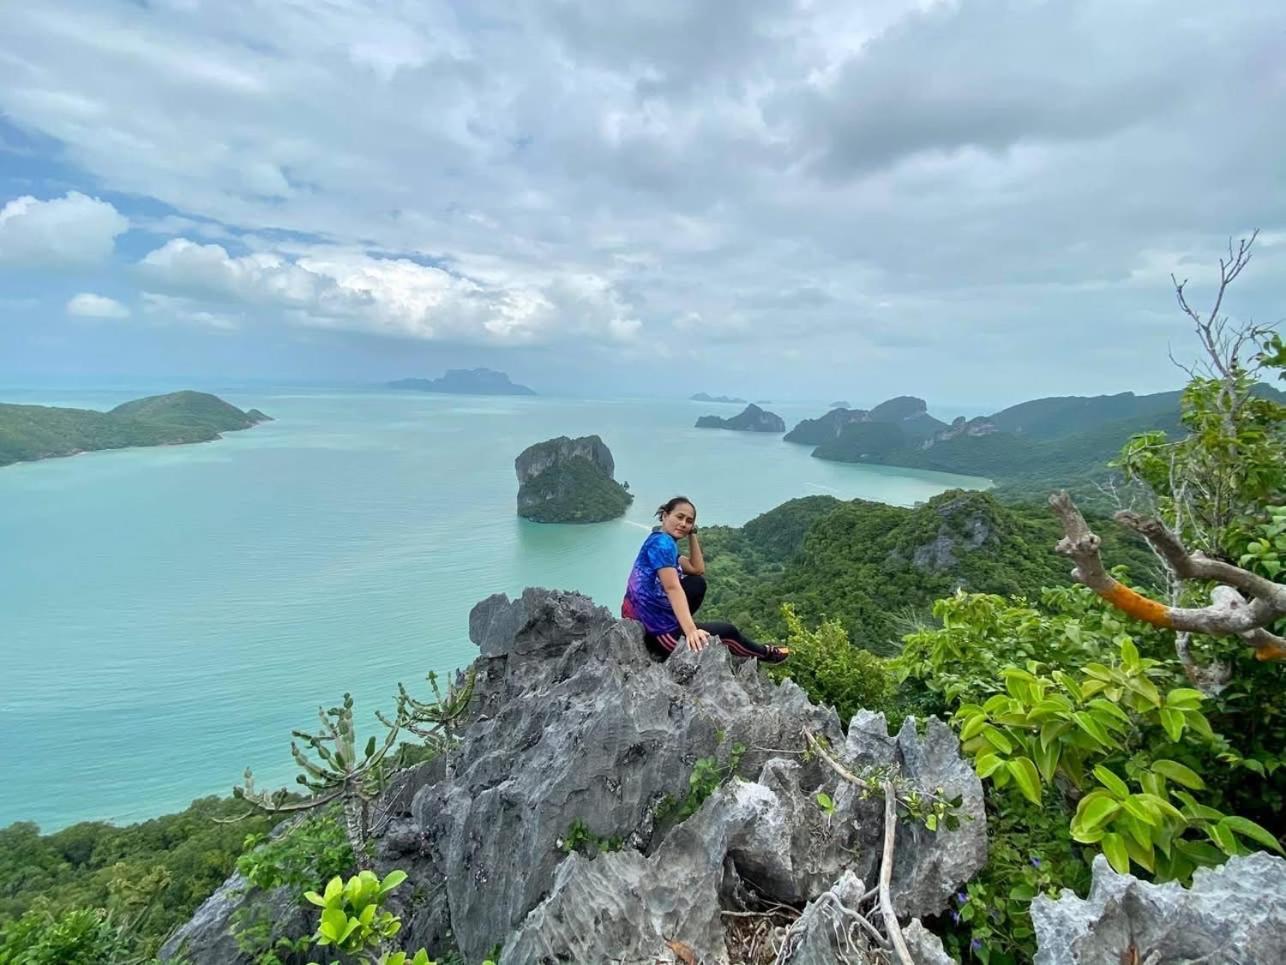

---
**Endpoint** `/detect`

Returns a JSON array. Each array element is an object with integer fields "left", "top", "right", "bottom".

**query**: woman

[{"left": 622, "top": 496, "right": 789, "bottom": 663}]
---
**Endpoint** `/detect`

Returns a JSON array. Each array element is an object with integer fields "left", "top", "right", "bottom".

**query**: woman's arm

[
  {"left": 679, "top": 531, "right": 705, "bottom": 575},
  {"left": 659, "top": 567, "right": 710, "bottom": 650}
]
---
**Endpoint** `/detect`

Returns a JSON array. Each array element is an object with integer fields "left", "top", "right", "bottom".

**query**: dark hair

[{"left": 655, "top": 496, "right": 695, "bottom": 520}]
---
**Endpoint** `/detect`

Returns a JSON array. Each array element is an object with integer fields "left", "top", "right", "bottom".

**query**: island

[
  {"left": 694, "top": 403, "right": 786, "bottom": 433},
  {"left": 514, "top": 434, "right": 633, "bottom": 523},
  {"left": 689, "top": 392, "right": 746, "bottom": 404},
  {"left": 387, "top": 368, "right": 535, "bottom": 396},
  {"left": 0, "top": 391, "right": 272, "bottom": 468}
]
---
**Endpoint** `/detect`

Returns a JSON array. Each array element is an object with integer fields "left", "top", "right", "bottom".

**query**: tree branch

[
  {"left": 1049, "top": 492, "right": 1286, "bottom": 662},
  {"left": 879, "top": 781, "right": 913, "bottom": 965}
]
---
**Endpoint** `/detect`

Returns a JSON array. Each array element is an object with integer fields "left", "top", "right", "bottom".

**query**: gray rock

[
  {"left": 1032, "top": 852, "right": 1286, "bottom": 964},
  {"left": 166, "top": 588, "right": 986, "bottom": 964}
]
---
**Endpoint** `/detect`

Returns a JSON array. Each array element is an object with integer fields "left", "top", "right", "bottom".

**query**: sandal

[{"left": 761, "top": 645, "right": 790, "bottom": 664}]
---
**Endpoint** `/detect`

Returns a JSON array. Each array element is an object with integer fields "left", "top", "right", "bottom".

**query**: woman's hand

[{"left": 686, "top": 626, "right": 712, "bottom": 651}]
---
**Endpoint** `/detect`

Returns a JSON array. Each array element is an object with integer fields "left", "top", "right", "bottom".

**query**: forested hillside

[
  {"left": 0, "top": 391, "right": 270, "bottom": 468},
  {"left": 698, "top": 489, "right": 1158, "bottom": 654}
]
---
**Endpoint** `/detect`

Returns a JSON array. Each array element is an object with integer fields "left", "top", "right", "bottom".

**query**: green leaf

[
  {"left": 1093, "top": 765, "right": 1130, "bottom": 799},
  {"left": 983, "top": 726, "right": 1014, "bottom": 755},
  {"left": 959, "top": 714, "right": 987, "bottom": 742},
  {"left": 1101, "top": 832, "right": 1131, "bottom": 875},
  {"left": 1164, "top": 688, "right": 1205, "bottom": 710},
  {"left": 815, "top": 791, "right": 834, "bottom": 812},
  {"left": 1123, "top": 834, "right": 1156, "bottom": 873},
  {"left": 1073, "top": 712, "right": 1114, "bottom": 748},
  {"left": 1119, "top": 637, "right": 1140, "bottom": 668},
  {"left": 320, "top": 907, "right": 348, "bottom": 943},
  {"left": 1040, "top": 720, "right": 1071, "bottom": 750},
  {"left": 303, "top": 890, "right": 326, "bottom": 907},
  {"left": 1208, "top": 821, "right": 1239, "bottom": 855},
  {"left": 380, "top": 869, "right": 409, "bottom": 895},
  {"left": 1088, "top": 698, "right": 1132, "bottom": 727},
  {"left": 1121, "top": 795, "right": 1160, "bottom": 827},
  {"left": 1073, "top": 792, "right": 1121, "bottom": 833},
  {"left": 1222, "top": 816, "right": 1286, "bottom": 854},
  {"left": 1159, "top": 708, "right": 1186, "bottom": 743},
  {"left": 975, "top": 753, "right": 1005, "bottom": 778},
  {"left": 1007, "top": 757, "right": 1043, "bottom": 805},
  {"left": 322, "top": 875, "right": 344, "bottom": 905},
  {"left": 1151, "top": 760, "right": 1205, "bottom": 790}
]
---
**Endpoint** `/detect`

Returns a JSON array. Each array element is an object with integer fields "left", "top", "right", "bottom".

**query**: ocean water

[{"left": 0, "top": 388, "right": 988, "bottom": 830}]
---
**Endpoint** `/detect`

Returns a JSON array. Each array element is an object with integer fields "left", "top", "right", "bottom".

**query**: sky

[{"left": 0, "top": 0, "right": 1284, "bottom": 409}]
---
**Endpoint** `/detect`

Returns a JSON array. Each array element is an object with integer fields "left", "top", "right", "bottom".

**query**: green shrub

[{"left": 766, "top": 604, "right": 894, "bottom": 725}]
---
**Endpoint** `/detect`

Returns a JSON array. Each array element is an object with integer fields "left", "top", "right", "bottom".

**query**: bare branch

[
  {"left": 1049, "top": 492, "right": 1286, "bottom": 662},
  {"left": 1113, "top": 511, "right": 1286, "bottom": 606},
  {"left": 878, "top": 781, "right": 914, "bottom": 965},
  {"left": 1173, "top": 632, "right": 1231, "bottom": 695}
]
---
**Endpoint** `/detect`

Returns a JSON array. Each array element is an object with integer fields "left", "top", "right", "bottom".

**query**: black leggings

[{"left": 643, "top": 575, "right": 778, "bottom": 661}]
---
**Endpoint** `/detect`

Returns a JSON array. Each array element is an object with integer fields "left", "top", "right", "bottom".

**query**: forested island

[
  {"left": 514, "top": 434, "right": 632, "bottom": 522},
  {"left": 0, "top": 391, "right": 271, "bottom": 468},
  {"left": 387, "top": 367, "right": 535, "bottom": 395},
  {"left": 695, "top": 402, "right": 786, "bottom": 432}
]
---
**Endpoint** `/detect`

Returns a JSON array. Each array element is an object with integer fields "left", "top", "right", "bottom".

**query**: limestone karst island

[{"left": 514, "top": 433, "right": 632, "bottom": 523}]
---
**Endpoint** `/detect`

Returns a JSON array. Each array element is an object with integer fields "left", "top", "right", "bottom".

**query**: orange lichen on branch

[
  {"left": 1096, "top": 580, "right": 1175, "bottom": 629},
  {"left": 1253, "top": 637, "right": 1286, "bottom": 663}
]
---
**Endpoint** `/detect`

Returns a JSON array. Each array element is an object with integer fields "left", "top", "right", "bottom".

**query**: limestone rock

[
  {"left": 514, "top": 434, "right": 631, "bottom": 522},
  {"left": 165, "top": 589, "right": 987, "bottom": 964},
  {"left": 1031, "top": 852, "right": 1286, "bottom": 965}
]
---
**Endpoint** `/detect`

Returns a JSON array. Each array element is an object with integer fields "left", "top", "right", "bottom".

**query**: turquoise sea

[{"left": 0, "top": 388, "right": 988, "bottom": 831}]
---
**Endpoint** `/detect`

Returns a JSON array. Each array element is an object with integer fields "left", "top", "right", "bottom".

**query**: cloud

[
  {"left": 0, "top": 191, "right": 128, "bottom": 266},
  {"left": 1, "top": 1, "right": 1284, "bottom": 399},
  {"left": 66, "top": 292, "right": 129, "bottom": 318},
  {"left": 137, "top": 238, "right": 642, "bottom": 346}
]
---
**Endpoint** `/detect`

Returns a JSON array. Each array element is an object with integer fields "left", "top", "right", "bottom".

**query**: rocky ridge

[{"left": 163, "top": 588, "right": 986, "bottom": 964}]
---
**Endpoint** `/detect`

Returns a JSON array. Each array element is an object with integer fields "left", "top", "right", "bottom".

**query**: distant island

[
  {"left": 689, "top": 392, "right": 746, "bottom": 404},
  {"left": 0, "top": 391, "right": 272, "bottom": 469},
  {"left": 388, "top": 368, "right": 535, "bottom": 396},
  {"left": 695, "top": 403, "right": 786, "bottom": 433},
  {"left": 785, "top": 387, "right": 1282, "bottom": 505},
  {"left": 514, "top": 435, "right": 632, "bottom": 523}
]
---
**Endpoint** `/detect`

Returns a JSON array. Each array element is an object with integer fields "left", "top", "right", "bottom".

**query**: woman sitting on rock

[{"left": 622, "top": 495, "right": 789, "bottom": 663}]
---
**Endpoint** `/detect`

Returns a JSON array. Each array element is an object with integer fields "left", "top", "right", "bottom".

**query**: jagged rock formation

[
  {"left": 387, "top": 368, "right": 536, "bottom": 395},
  {"left": 931, "top": 415, "right": 998, "bottom": 445},
  {"left": 514, "top": 434, "right": 632, "bottom": 522},
  {"left": 164, "top": 589, "right": 986, "bottom": 964},
  {"left": 696, "top": 403, "right": 786, "bottom": 433},
  {"left": 1031, "top": 852, "right": 1286, "bottom": 964}
]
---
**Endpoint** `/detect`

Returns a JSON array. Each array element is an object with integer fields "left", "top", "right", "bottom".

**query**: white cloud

[
  {"left": 138, "top": 238, "right": 642, "bottom": 346},
  {"left": 66, "top": 292, "right": 130, "bottom": 318},
  {"left": 0, "top": 191, "right": 128, "bottom": 266}
]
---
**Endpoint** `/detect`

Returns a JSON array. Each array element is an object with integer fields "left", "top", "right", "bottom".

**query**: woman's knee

[{"left": 683, "top": 573, "right": 707, "bottom": 611}]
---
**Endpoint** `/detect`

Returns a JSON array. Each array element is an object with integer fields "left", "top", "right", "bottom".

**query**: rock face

[
  {"left": 695, "top": 403, "right": 787, "bottom": 433},
  {"left": 433, "top": 590, "right": 987, "bottom": 963},
  {"left": 1032, "top": 853, "right": 1286, "bottom": 964},
  {"left": 165, "top": 589, "right": 987, "bottom": 964},
  {"left": 514, "top": 434, "right": 632, "bottom": 523}
]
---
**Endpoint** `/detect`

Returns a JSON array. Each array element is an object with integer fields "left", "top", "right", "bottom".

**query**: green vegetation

[
  {"left": 518, "top": 456, "right": 633, "bottom": 522},
  {"left": 0, "top": 796, "right": 275, "bottom": 961},
  {"left": 0, "top": 390, "right": 270, "bottom": 468},
  {"left": 700, "top": 489, "right": 1157, "bottom": 655}
]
